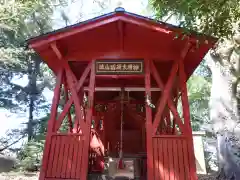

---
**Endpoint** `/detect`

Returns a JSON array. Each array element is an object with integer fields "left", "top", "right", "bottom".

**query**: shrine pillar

[
  {"left": 38, "top": 43, "right": 96, "bottom": 180},
  {"left": 144, "top": 42, "right": 197, "bottom": 180}
]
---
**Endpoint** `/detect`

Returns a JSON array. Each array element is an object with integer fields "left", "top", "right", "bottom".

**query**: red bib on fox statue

[
  {"left": 89, "top": 129, "right": 105, "bottom": 172},
  {"left": 118, "top": 158, "right": 125, "bottom": 169},
  {"left": 90, "top": 129, "right": 104, "bottom": 155}
]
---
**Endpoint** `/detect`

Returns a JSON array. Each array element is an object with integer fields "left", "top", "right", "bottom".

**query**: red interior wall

[{"left": 93, "top": 101, "right": 146, "bottom": 157}]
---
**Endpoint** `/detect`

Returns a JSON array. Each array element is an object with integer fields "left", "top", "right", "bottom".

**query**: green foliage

[
  {"left": 33, "top": 115, "right": 49, "bottom": 139},
  {"left": 17, "top": 140, "right": 44, "bottom": 171},
  {"left": 174, "top": 61, "right": 212, "bottom": 131},
  {"left": 0, "top": 0, "right": 54, "bottom": 112},
  {"left": 16, "top": 115, "right": 48, "bottom": 171},
  {"left": 16, "top": 111, "right": 70, "bottom": 171},
  {"left": 150, "top": 0, "right": 240, "bottom": 38},
  {"left": 173, "top": 60, "right": 211, "bottom": 131},
  {"left": 0, "top": 0, "right": 53, "bottom": 35},
  {"left": 188, "top": 74, "right": 211, "bottom": 130}
]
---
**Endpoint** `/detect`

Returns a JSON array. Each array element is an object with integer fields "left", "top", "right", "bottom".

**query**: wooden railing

[
  {"left": 152, "top": 136, "right": 194, "bottom": 180},
  {"left": 45, "top": 134, "right": 84, "bottom": 179}
]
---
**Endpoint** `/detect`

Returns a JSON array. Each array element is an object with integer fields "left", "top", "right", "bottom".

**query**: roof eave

[{"left": 27, "top": 10, "right": 218, "bottom": 50}]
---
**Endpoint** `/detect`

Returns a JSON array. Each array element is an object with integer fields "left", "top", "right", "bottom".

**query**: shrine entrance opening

[
  {"left": 27, "top": 7, "right": 217, "bottom": 180},
  {"left": 88, "top": 62, "right": 150, "bottom": 178}
]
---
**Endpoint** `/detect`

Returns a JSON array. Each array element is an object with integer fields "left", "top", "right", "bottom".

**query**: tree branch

[
  {"left": 164, "top": 12, "right": 175, "bottom": 23},
  {"left": 0, "top": 135, "right": 26, "bottom": 152}
]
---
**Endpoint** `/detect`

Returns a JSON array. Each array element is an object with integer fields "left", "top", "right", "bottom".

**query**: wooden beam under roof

[{"left": 83, "top": 87, "right": 161, "bottom": 91}]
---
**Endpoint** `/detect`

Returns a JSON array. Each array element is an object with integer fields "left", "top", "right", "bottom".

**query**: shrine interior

[
  {"left": 87, "top": 74, "right": 158, "bottom": 173},
  {"left": 94, "top": 90, "right": 147, "bottom": 156}
]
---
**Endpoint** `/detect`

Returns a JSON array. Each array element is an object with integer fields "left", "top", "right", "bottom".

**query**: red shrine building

[{"left": 27, "top": 7, "right": 217, "bottom": 180}]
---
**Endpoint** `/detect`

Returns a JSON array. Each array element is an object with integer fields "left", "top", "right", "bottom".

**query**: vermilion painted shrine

[{"left": 27, "top": 8, "right": 217, "bottom": 180}]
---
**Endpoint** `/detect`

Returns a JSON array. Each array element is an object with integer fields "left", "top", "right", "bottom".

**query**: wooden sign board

[{"left": 95, "top": 60, "right": 144, "bottom": 75}]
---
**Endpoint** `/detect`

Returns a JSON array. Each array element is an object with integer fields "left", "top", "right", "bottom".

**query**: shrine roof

[{"left": 27, "top": 7, "right": 217, "bottom": 81}]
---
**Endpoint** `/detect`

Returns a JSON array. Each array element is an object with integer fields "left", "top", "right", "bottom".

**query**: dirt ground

[
  {"left": 0, "top": 172, "right": 219, "bottom": 180},
  {"left": 0, "top": 172, "right": 39, "bottom": 180},
  {"left": 198, "top": 174, "right": 218, "bottom": 180}
]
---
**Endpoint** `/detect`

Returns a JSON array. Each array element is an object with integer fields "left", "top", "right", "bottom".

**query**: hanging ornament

[
  {"left": 83, "top": 92, "right": 88, "bottom": 107},
  {"left": 146, "top": 94, "right": 155, "bottom": 109}
]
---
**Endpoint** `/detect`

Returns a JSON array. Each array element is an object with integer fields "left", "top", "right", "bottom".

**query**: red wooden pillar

[
  {"left": 48, "top": 43, "right": 95, "bottom": 180},
  {"left": 104, "top": 103, "right": 118, "bottom": 153},
  {"left": 149, "top": 58, "right": 192, "bottom": 180},
  {"left": 179, "top": 42, "right": 197, "bottom": 180},
  {"left": 39, "top": 69, "right": 63, "bottom": 180},
  {"left": 81, "top": 61, "right": 96, "bottom": 180},
  {"left": 141, "top": 120, "right": 146, "bottom": 151},
  {"left": 144, "top": 58, "right": 154, "bottom": 180}
]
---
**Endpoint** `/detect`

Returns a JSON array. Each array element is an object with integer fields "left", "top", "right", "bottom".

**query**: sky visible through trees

[{"left": 0, "top": 0, "right": 151, "bottom": 141}]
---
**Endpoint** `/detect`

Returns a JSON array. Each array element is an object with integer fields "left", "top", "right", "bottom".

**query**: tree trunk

[
  {"left": 28, "top": 93, "right": 34, "bottom": 141},
  {"left": 27, "top": 55, "right": 41, "bottom": 141},
  {"left": 207, "top": 50, "right": 240, "bottom": 179}
]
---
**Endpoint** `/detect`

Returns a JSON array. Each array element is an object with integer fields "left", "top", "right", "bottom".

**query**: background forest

[{"left": 0, "top": 0, "right": 240, "bottom": 179}]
